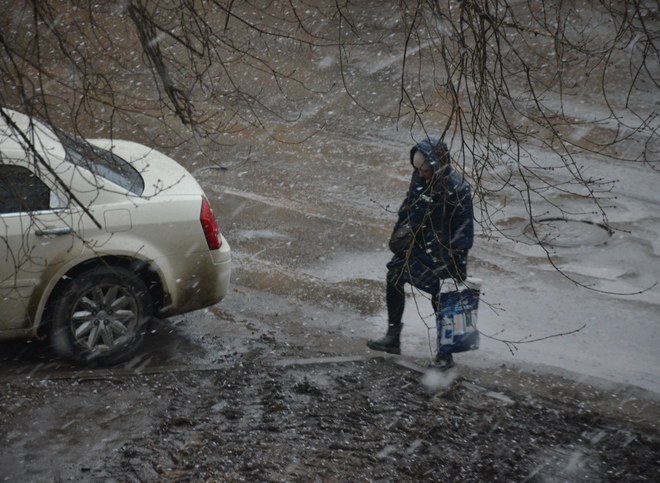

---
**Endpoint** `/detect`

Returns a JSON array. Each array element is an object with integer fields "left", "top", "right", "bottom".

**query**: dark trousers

[
  {"left": 385, "top": 253, "right": 468, "bottom": 331},
  {"left": 386, "top": 279, "right": 439, "bottom": 329}
]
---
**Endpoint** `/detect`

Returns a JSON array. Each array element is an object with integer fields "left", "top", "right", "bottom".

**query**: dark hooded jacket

[{"left": 387, "top": 138, "right": 474, "bottom": 294}]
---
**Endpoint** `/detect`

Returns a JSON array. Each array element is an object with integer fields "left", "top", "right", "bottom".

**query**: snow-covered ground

[
  {"left": 310, "top": 153, "right": 660, "bottom": 395},
  {"left": 210, "top": 99, "right": 659, "bottom": 398},
  {"left": 191, "top": 1, "right": 660, "bottom": 396}
]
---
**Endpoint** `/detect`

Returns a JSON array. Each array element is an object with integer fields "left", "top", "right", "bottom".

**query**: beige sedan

[{"left": 0, "top": 108, "right": 231, "bottom": 364}]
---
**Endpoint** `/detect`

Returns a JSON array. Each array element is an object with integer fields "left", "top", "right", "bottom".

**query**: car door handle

[{"left": 35, "top": 227, "right": 73, "bottom": 237}]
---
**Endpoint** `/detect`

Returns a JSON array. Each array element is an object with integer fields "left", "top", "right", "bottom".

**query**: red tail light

[{"left": 200, "top": 197, "right": 221, "bottom": 250}]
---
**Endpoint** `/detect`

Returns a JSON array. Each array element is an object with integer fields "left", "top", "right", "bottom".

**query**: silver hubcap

[{"left": 71, "top": 284, "right": 139, "bottom": 352}]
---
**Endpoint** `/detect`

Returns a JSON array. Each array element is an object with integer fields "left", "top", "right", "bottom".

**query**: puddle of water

[
  {"left": 524, "top": 218, "right": 613, "bottom": 248},
  {"left": 301, "top": 251, "right": 390, "bottom": 283}
]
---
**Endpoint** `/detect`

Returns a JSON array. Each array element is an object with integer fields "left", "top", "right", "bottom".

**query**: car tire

[{"left": 49, "top": 266, "right": 153, "bottom": 364}]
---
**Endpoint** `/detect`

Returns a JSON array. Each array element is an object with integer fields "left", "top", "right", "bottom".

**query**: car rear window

[{"left": 55, "top": 129, "right": 145, "bottom": 195}]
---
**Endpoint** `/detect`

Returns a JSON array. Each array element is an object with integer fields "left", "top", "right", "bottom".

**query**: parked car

[{"left": 0, "top": 108, "right": 231, "bottom": 364}]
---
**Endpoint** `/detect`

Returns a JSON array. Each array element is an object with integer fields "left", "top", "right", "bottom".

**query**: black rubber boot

[
  {"left": 432, "top": 352, "right": 454, "bottom": 371},
  {"left": 366, "top": 324, "right": 402, "bottom": 355}
]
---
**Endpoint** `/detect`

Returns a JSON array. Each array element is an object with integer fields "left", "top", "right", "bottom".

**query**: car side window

[{"left": 0, "top": 165, "right": 51, "bottom": 214}]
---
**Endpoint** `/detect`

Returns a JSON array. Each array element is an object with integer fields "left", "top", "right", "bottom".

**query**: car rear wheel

[{"left": 50, "top": 266, "right": 153, "bottom": 364}]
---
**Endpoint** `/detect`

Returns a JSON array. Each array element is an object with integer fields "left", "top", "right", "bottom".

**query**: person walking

[{"left": 367, "top": 138, "right": 474, "bottom": 370}]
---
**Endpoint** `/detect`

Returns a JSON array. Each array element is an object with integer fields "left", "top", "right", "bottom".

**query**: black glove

[{"left": 389, "top": 224, "right": 413, "bottom": 255}]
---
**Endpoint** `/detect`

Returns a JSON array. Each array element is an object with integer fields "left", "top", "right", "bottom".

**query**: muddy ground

[
  {"left": 1, "top": 1, "right": 659, "bottom": 481},
  {"left": 1, "top": 296, "right": 658, "bottom": 482},
  {"left": 2, "top": 58, "right": 659, "bottom": 483}
]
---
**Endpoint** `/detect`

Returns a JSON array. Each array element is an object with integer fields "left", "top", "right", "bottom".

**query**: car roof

[{"left": 1, "top": 108, "right": 202, "bottom": 201}]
